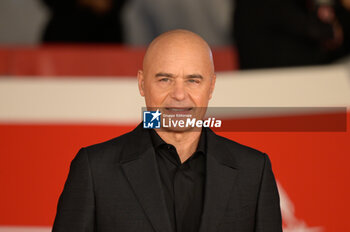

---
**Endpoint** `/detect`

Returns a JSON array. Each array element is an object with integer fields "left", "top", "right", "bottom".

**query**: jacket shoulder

[
  {"left": 215, "top": 133, "right": 267, "bottom": 167},
  {"left": 79, "top": 129, "right": 136, "bottom": 163}
]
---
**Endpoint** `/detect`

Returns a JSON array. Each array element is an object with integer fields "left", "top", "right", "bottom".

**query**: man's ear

[
  {"left": 137, "top": 70, "right": 145, "bottom": 97},
  {"left": 209, "top": 73, "right": 216, "bottom": 100}
]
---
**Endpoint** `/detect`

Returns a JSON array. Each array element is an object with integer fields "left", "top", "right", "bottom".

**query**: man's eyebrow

[
  {"left": 155, "top": 72, "right": 174, "bottom": 78},
  {"left": 186, "top": 74, "right": 203, "bottom": 79}
]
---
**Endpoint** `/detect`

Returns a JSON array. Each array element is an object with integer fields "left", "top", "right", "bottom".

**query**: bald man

[{"left": 53, "top": 30, "right": 282, "bottom": 232}]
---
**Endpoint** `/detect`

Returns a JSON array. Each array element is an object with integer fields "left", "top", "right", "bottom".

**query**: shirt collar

[{"left": 149, "top": 128, "right": 207, "bottom": 155}]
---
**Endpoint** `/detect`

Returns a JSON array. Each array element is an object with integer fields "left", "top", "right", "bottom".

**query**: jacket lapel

[
  {"left": 118, "top": 124, "right": 239, "bottom": 232},
  {"left": 119, "top": 123, "right": 173, "bottom": 232},
  {"left": 199, "top": 128, "right": 239, "bottom": 232}
]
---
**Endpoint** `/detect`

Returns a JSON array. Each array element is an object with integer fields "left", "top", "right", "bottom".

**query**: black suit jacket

[{"left": 53, "top": 123, "right": 282, "bottom": 232}]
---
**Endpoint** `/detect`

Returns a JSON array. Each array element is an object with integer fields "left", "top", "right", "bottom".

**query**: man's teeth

[{"left": 167, "top": 108, "right": 191, "bottom": 111}]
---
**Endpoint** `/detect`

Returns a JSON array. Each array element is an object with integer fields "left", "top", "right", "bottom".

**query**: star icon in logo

[{"left": 150, "top": 109, "right": 161, "bottom": 122}]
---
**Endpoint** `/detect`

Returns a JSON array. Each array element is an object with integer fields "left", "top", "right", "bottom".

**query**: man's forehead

[{"left": 145, "top": 57, "right": 212, "bottom": 77}]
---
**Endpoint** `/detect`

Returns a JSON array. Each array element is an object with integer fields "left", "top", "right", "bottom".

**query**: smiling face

[{"left": 138, "top": 30, "right": 216, "bottom": 129}]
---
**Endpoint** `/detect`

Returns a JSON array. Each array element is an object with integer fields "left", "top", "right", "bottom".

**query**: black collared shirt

[{"left": 149, "top": 129, "right": 206, "bottom": 232}]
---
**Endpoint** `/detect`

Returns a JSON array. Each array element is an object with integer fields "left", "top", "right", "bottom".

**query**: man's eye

[
  {"left": 188, "top": 79, "right": 200, "bottom": 83},
  {"left": 159, "top": 78, "right": 169, "bottom": 82}
]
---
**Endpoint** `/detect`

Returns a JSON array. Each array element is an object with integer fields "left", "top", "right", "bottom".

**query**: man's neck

[{"left": 156, "top": 129, "right": 202, "bottom": 163}]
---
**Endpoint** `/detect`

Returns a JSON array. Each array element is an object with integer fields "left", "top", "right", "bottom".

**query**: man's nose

[{"left": 170, "top": 80, "right": 187, "bottom": 101}]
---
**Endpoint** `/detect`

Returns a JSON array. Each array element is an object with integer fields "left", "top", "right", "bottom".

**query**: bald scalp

[{"left": 142, "top": 29, "right": 214, "bottom": 74}]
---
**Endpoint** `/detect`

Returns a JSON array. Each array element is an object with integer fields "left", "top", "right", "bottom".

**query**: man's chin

[{"left": 158, "top": 126, "right": 199, "bottom": 133}]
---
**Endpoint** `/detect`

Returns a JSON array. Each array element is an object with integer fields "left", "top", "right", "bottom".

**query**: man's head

[{"left": 138, "top": 29, "right": 216, "bottom": 128}]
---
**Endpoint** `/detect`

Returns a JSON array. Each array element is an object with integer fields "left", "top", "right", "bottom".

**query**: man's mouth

[{"left": 165, "top": 107, "right": 193, "bottom": 112}]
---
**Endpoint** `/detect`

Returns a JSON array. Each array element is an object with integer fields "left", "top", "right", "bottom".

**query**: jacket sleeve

[
  {"left": 255, "top": 154, "right": 283, "bottom": 232},
  {"left": 52, "top": 148, "right": 95, "bottom": 232}
]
